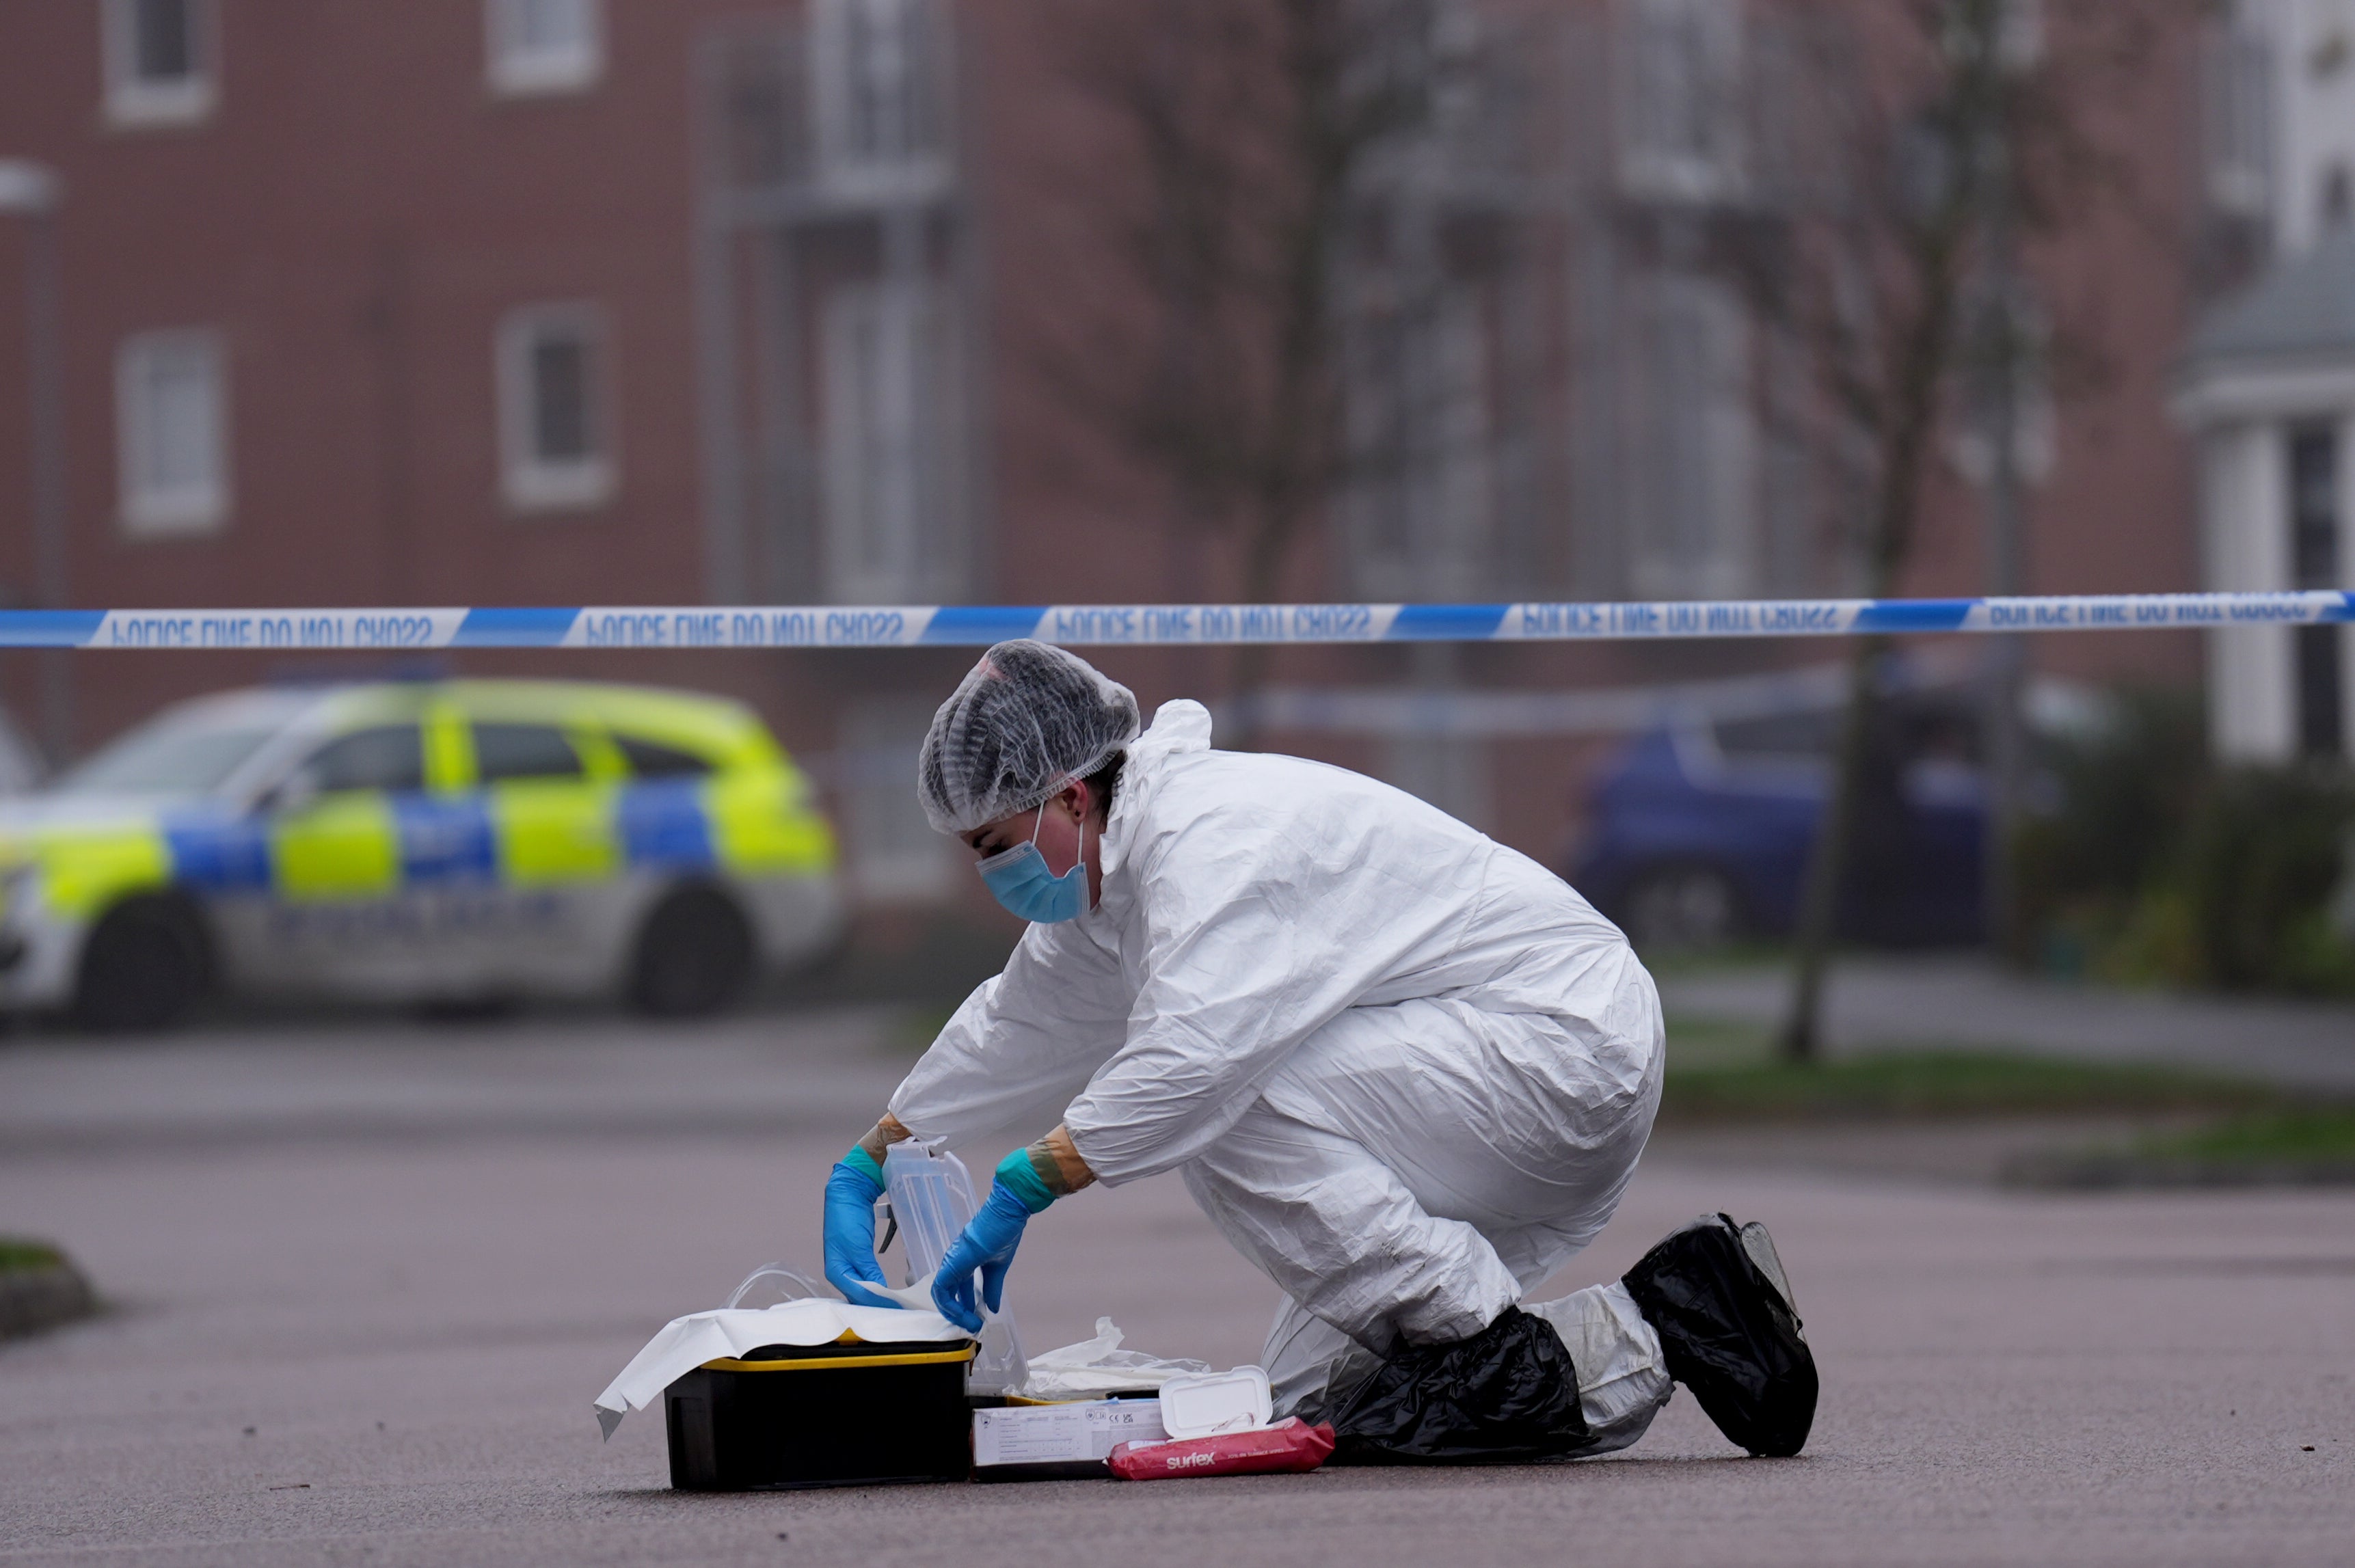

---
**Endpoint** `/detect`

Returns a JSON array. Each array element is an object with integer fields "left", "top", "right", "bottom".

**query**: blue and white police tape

[{"left": 3, "top": 591, "right": 2350, "bottom": 651}]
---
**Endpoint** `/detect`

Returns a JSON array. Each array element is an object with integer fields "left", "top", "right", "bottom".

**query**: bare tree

[
  {"left": 1743, "top": 0, "right": 2175, "bottom": 1061},
  {"left": 1033, "top": 0, "right": 1459, "bottom": 732}
]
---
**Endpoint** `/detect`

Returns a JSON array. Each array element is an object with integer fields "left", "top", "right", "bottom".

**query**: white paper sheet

[{"left": 593, "top": 1297, "right": 969, "bottom": 1438}]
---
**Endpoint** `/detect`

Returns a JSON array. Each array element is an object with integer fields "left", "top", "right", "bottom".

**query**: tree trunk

[
  {"left": 1777, "top": 637, "right": 1882, "bottom": 1063},
  {"left": 1777, "top": 247, "right": 1968, "bottom": 1064},
  {"left": 1770, "top": 2, "right": 2064, "bottom": 1057}
]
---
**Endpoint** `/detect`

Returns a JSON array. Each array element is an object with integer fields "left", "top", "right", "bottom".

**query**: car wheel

[
  {"left": 1621, "top": 866, "right": 1745, "bottom": 954},
  {"left": 71, "top": 895, "right": 209, "bottom": 1032},
  {"left": 628, "top": 885, "right": 755, "bottom": 1017}
]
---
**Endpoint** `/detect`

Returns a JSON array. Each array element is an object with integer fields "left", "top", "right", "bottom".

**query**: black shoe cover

[
  {"left": 1327, "top": 1306, "right": 1591, "bottom": 1465},
  {"left": 1621, "top": 1213, "right": 1816, "bottom": 1457}
]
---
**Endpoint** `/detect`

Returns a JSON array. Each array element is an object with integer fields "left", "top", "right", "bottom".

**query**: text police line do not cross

[{"left": 1, "top": 592, "right": 2347, "bottom": 652}]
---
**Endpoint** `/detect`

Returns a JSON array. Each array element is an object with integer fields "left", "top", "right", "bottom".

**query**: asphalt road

[{"left": 3, "top": 1008, "right": 2352, "bottom": 1567}]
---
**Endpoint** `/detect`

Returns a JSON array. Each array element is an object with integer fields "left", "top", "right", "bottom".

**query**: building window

[
  {"left": 486, "top": 0, "right": 604, "bottom": 96},
  {"left": 1346, "top": 282, "right": 1496, "bottom": 599},
  {"left": 821, "top": 280, "right": 963, "bottom": 601},
  {"left": 1945, "top": 0, "right": 2043, "bottom": 72},
  {"left": 1384, "top": 731, "right": 1493, "bottom": 834},
  {"left": 1626, "top": 273, "right": 1753, "bottom": 599},
  {"left": 2287, "top": 427, "right": 2346, "bottom": 758},
  {"left": 1951, "top": 284, "right": 2058, "bottom": 491},
  {"left": 837, "top": 700, "right": 956, "bottom": 902},
  {"left": 809, "top": 0, "right": 946, "bottom": 183},
  {"left": 116, "top": 329, "right": 230, "bottom": 537},
  {"left": 102, "top": 0, "right": 216, "bottom": 128},
  {"left": 2203, "top": 9, "right": 2274, "bottom": 221},
  {"left": 2000, "top": 0, "right": 2044, "bottom": 70},
  {"left": 497, "top": 306, "right": 616, "bottom": 513},
  {"left": 1619, "top": 0, "right": 1745, "bottom": 204}
]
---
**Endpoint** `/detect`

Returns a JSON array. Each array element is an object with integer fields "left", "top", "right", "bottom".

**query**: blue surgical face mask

[{"left": 976, "top": 802, "right": 1090, "bottom": 924}]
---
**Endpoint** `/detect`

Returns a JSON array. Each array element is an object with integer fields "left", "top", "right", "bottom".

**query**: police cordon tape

[{"left": 2, "top": 591, "right": 2350, "bottom": 652}]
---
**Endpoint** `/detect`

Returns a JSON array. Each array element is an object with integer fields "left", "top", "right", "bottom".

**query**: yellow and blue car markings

[{"left": 13, "top": 681, "right": 834, "bottom": 925}]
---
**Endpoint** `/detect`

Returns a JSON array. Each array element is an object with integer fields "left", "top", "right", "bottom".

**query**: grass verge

[
  {"left": 1660, "top": 1049, "right": 2287, "bottom": 1124},
  {"left": 0, "top": 1236, "right": 66, "bottom": 1274},
  {"left": 2126, "top": 1110, "right": 2355, "bottom": 1163},
  {"left": 1654, "top": 1037, "right": 2355, "bottom": 1186},
  {"left": 0, "top": 1235, "right": 96, "bottom": 1340},
  {"left": 2005, "top": 1109, "right": 2355, "bottom": 1188}
]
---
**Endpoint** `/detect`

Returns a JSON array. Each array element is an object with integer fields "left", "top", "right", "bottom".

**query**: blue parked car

[{"left": 1567, "top": 698, "right": 1987, "bottom": 952}]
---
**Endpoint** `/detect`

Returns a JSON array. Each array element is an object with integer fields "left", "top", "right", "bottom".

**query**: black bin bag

[
  {"left": 1327, "top": 1306, "right": 1591, "bottom": 1465},
  {"left": 1621, "top": 1213, "right": 1816, "bottom": 1458}
]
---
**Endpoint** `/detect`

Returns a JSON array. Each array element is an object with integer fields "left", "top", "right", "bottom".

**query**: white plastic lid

[{"left": 1156, "top": 1366, "right": 1272, "bottom": 1439}]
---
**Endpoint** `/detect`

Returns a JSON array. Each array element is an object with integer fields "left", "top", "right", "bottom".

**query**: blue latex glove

[
  {"left": 823, "top": 1159, "right": 899, "bottom": 1310},
  {"left": 931, "top": 1183, "right": 1036, "bottom": 1333}
]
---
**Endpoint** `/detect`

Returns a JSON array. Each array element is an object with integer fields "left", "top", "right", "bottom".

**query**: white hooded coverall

[{"left": 888, "top": 701, "right": 1673, "bottom": 1444}]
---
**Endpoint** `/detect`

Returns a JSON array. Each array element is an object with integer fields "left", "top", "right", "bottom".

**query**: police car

[{"left": 0, "top": 680, "right": 843, "bottom": 1029}]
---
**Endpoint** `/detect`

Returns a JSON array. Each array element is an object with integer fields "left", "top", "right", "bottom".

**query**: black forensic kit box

[{"left": 664, "top": 1336, "right": 978, "bottom": 1490}]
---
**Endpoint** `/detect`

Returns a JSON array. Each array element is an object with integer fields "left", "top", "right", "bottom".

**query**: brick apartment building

[{"left": 0, "top": 1, "right": 2248, "bottom": 906}]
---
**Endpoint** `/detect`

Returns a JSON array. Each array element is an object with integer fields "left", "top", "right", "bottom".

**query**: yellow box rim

[{"left": 699, "top": 1344, "right": 978, "bottom": 1373}]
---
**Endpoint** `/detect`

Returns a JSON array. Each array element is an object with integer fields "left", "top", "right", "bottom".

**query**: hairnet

[{"left": 918, "top": 640, "right": 1142, "bottom": 834}]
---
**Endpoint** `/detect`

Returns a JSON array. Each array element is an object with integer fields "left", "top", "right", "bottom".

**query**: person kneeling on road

[{"left": 821, "top": 640, "right": 1817, "bottom": 1461}]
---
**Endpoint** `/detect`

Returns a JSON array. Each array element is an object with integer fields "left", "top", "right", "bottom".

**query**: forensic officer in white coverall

[{"left": 822, "top": 640, "right": 1815, "bottom": 1461}]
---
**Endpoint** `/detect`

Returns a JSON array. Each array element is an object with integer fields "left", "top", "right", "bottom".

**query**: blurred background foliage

[{"left": 2019, "top": 688, "right": 2355, "bottom": 995}]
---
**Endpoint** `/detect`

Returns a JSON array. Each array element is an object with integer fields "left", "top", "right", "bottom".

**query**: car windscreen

[{"left": 52, "top": 722, "right": 279, "bottom": 797}]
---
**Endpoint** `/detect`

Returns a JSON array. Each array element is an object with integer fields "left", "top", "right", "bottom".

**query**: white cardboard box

[{"left": 972, "top": 1399, "right": 1168, "bottom": 1472}]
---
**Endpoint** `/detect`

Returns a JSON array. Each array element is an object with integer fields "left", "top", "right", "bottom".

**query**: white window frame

[
  {"left": 485, "top": 0, "right": 605, "bottom": 98},
  {"left": 1997, "top": 0, "right": 2045, "bottom": 72},
  {"left": 1618, "top": 0, "right": 1746, "bottom": 205},
  {"left": 496, "top": 304, "right": 617, "bottom": 514},
  {"left": 809, "top": 0, "right": 949, "bottom": 189},
  {"left": 116, "top": 328, "right": 231, "bottom": 538},
  {"left": 101, "top": 0, "right": 217, "bottom": 129},
  {"left": 1626, "top": 271, "right": 1756, "bottom": 600},
  {"left": 837, "top": 699, "right": 958, "bottom": 902},
  {"left": 2203, "top": 9, "right": 2276, "bottom": 221},
  {"left": 1943, "top": 0, "right": 2044, "bottom": 74},
  {"left": 820, "top": 278, "right": 965, "bottom": 601},
  {"left": 1950, "top": 289, "right": 2058, "bottom": 491},
  {"left": 1345, "top": 280, "right": 1496, "bottom": 599},
  {"left": 1383, "top": 731, "right": 1494, "bottom": 834}
]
